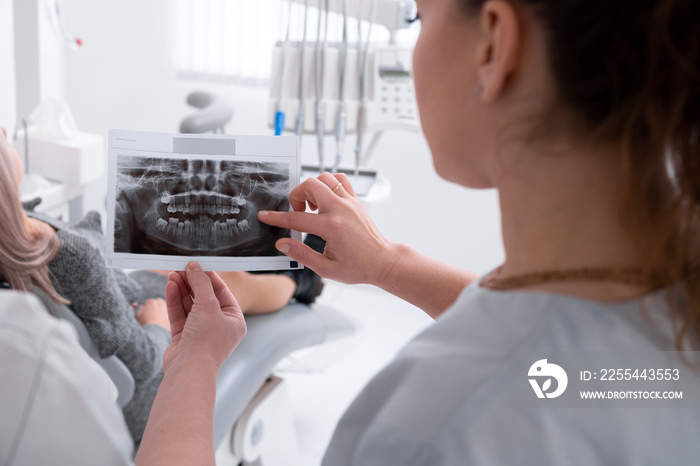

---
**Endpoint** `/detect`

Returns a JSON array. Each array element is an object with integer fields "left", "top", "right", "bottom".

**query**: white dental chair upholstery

[{"left": 33, "top": 289, "right": 135, "bottom": 407}]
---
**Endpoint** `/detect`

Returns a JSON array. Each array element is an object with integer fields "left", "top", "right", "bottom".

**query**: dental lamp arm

[{"left": 257, "top": 174, "right": 478, "bottom": 319}]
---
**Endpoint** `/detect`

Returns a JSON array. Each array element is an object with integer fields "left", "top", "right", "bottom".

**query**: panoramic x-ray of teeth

[{"left": 113, "top": 155, "right": 291, "bottom": 257}]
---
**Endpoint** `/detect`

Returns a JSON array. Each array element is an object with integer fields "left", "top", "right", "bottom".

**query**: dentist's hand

[
  {"left": 137, "top": 262, "right": 246, "bottom": 465},
  {"left": 258, "top": 172, "right": 399, "bottom": 287},
  {"left": 163, "top": 262, "right": 247, "bottom": 373}
]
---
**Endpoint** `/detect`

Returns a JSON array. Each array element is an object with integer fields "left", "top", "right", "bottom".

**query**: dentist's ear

[{"left": 474, "top": 0, "right": 521, "bottom": 102}]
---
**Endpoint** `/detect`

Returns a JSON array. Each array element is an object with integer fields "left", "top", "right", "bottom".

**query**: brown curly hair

[{"left": 459, "top": 0, "right": 700, "bottom": 348}]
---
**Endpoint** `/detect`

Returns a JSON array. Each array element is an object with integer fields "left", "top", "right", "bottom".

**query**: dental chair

[
  {"left": 180, "top": 91, "right": 234, "bottom": 134},
  {"left": 34, "top": 289, "right": 135, "bottom": 407},
  {"left": 33, "top": 289, "right": 356, "bottom": 466},
  {"left": 214, "top": 301, "right": 355, "bottom": 466}
]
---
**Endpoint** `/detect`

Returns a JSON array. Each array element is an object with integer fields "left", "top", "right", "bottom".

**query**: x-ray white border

[{"left": 106, "top": 129, "right": 302, "bottom": 272}]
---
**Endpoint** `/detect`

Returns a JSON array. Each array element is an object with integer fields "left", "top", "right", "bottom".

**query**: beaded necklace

[{"left": 480, "top": 266, "right": 660, "bottom": 290}]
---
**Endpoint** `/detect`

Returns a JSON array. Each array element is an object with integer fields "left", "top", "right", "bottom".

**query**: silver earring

[{"left": 474, "top": 84, "right": 484, "bottom": 96}]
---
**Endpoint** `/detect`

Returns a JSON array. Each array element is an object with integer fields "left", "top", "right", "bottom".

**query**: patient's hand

[{"left": 136, "top": 298, "right": 171, "bottom": 332}]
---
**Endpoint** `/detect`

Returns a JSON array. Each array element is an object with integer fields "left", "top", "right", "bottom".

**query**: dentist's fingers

[
  {"left": 206, "top": 270, "right": 244, "bottom": 317},
  {"left": 184, "top": 262, "right": 216, "bottom": 303},
  {"left": 167, "top": 271, "right": 193, "bottom": 315},
  {"left": 313, "top": 171, "right": 358, "bottom": 199},
  {"left": 260, "top": 173, "right": 358, "bottom": 230},
  {"left": 287, "top": 176, "right": 343, "bottom": 212},
  {"left": 165, "top": 274, "right": 188, "bottom": 337},
  {"left": 259, "top": 171, "right": 392, "bottom": 285},
  {"left": 274, "top": 238, "right": 330, "bottom": 276},
  {"left": 258, "top": 209, "right": 328, "bottom": 236},
  {"left": 317, "top": 172, "right": 349, "bottom": 197},
  {"left": 332, "top": 172, "right": 357, "bottom": 197}
]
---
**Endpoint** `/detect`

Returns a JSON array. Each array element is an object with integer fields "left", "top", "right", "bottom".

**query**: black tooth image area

[
  {"left": 113, "top": 154, "right": 291, "bottom": 257},
  {"left": 189, "top": 175, "right": 203, "bottom": 191},
  {"left": 205, "top": 174, "right": 217, "bottom": 191}
]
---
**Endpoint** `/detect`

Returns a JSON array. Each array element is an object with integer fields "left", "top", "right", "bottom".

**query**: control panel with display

[{"left": 366, "top": 46, "right": 419, "bottom": 132}]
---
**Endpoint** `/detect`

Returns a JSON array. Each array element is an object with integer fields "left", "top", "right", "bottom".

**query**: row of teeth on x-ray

[
  {"left": 161, "top": 191, "right": 247, "bottom": 216},
  {"left": 156, "top": 216, "right": 251, "bottom": 239},
  {"left": 157, "top": 190, "right": 251, "bottom": 240},
  {"left": 166, "top": 204, "right": 242, "bottom": 216}
]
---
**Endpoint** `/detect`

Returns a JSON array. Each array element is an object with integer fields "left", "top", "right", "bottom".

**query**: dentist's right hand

[{"left": 258, "top": 172, "right": 399, "bottom": 288}]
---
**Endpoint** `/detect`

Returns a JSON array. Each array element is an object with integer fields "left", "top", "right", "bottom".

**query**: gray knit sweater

[{"left": 27, "top": 208, "right": 170, "bottom": 444}]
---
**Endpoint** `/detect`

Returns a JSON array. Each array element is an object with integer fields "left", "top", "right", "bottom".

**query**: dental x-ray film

[{"left": 106, "top": 130, "right": 302, "bottom": 271}]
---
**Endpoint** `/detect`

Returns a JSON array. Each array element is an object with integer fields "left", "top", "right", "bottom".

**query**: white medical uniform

[
  {"left": 323, "top": 281, "right": 700, "bottom": 465},
  {"left": 0, "top": 291, "right": 134, "bottom": 466}
]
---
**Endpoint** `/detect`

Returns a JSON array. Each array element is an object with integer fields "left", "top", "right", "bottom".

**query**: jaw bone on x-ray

[{"left": 113, "top": 155, "right": 291, "bottom": 257}]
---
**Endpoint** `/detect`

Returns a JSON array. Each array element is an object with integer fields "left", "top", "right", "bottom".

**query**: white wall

[
  {"left": 63, "top": 0, "right": 504, "bottom": 274},
  {"left": 0, "top": 0, "right": 17, "bottom": 128}
]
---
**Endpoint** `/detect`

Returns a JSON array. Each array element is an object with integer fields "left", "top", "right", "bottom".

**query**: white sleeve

[{"left": 0, "top": 292, "right": 135, "bottom": 466}]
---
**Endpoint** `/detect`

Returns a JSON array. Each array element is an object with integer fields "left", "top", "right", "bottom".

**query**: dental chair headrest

[{"left": 179, "top": 91, "right": 234, "bottom": 134}]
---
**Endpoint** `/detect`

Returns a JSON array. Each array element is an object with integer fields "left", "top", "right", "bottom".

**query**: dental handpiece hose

[
  {"left": 354, "top": 0, "right": 375, "bottom": 178},
  {"left": 315, "top": 103, "right": 325, "bottom": 172},
  {"left": 275, "top": 111, "right": 285, "bottom": 136},
  {"left": 334, "top": 0, "right": 348, "bottom": 174},
  {"left": 275, "top": 0, "right": 294, "bottom": 136},
  {"left": 354, "top": 104, "right": 365, "bottom": 177},
  {"left": 314, "top": 0, "right": 329, "bottom": 173},
  {"left": 295, "top": 102, "right": 306, "bottom": 145},
  {"left": 296, "top": 0, "right": 310, "bottom": 147},
  {"left": 334, "top": 108, "right": 346, "bottom": 174}
]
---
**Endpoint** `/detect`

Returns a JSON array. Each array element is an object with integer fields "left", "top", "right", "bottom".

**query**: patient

[{"left": 0, "top": 127, "right": 323, "bottom": 444}]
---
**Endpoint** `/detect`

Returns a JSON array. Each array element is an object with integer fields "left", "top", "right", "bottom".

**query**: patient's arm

[
  {"left": 150, "top": 270, "right": 296, "bottom": 314},
  {"left": 217, "top": 271, "right": 296, "bottom": 314},
  {"left": 136, "top": 298, "right": 171, "bottom": 331}
]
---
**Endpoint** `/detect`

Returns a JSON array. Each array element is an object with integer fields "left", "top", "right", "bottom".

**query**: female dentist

[
  {"left": 259, "top": 0, "right": 700, "bottom": 464},
  {"left": 5, "top": 0, "right": 699, "bottom": 465}
]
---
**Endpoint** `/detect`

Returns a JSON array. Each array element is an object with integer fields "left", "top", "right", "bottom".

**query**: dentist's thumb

[
  {"left": 185, "top": 261, "right": 216, "bottom": 301},
  {"left": 275, "top": 239, "right": 327, "bottom": 277}
]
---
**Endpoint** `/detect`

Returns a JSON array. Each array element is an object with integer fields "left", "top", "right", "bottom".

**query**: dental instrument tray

[{"left": 105, "top": 129, "right": 302, "bottom": 272}]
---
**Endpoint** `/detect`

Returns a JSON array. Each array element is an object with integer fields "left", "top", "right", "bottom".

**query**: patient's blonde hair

[{"left": 0, "top": 140, "right": 68, "bottom": 304}]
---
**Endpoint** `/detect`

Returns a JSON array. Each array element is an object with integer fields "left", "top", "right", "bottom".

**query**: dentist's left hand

[
  {"left": 163, "top": 262, "right": 247, "bottom": 373},
  {"left": 137, "top": 262, "right": 247, "bottom": 465}
]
